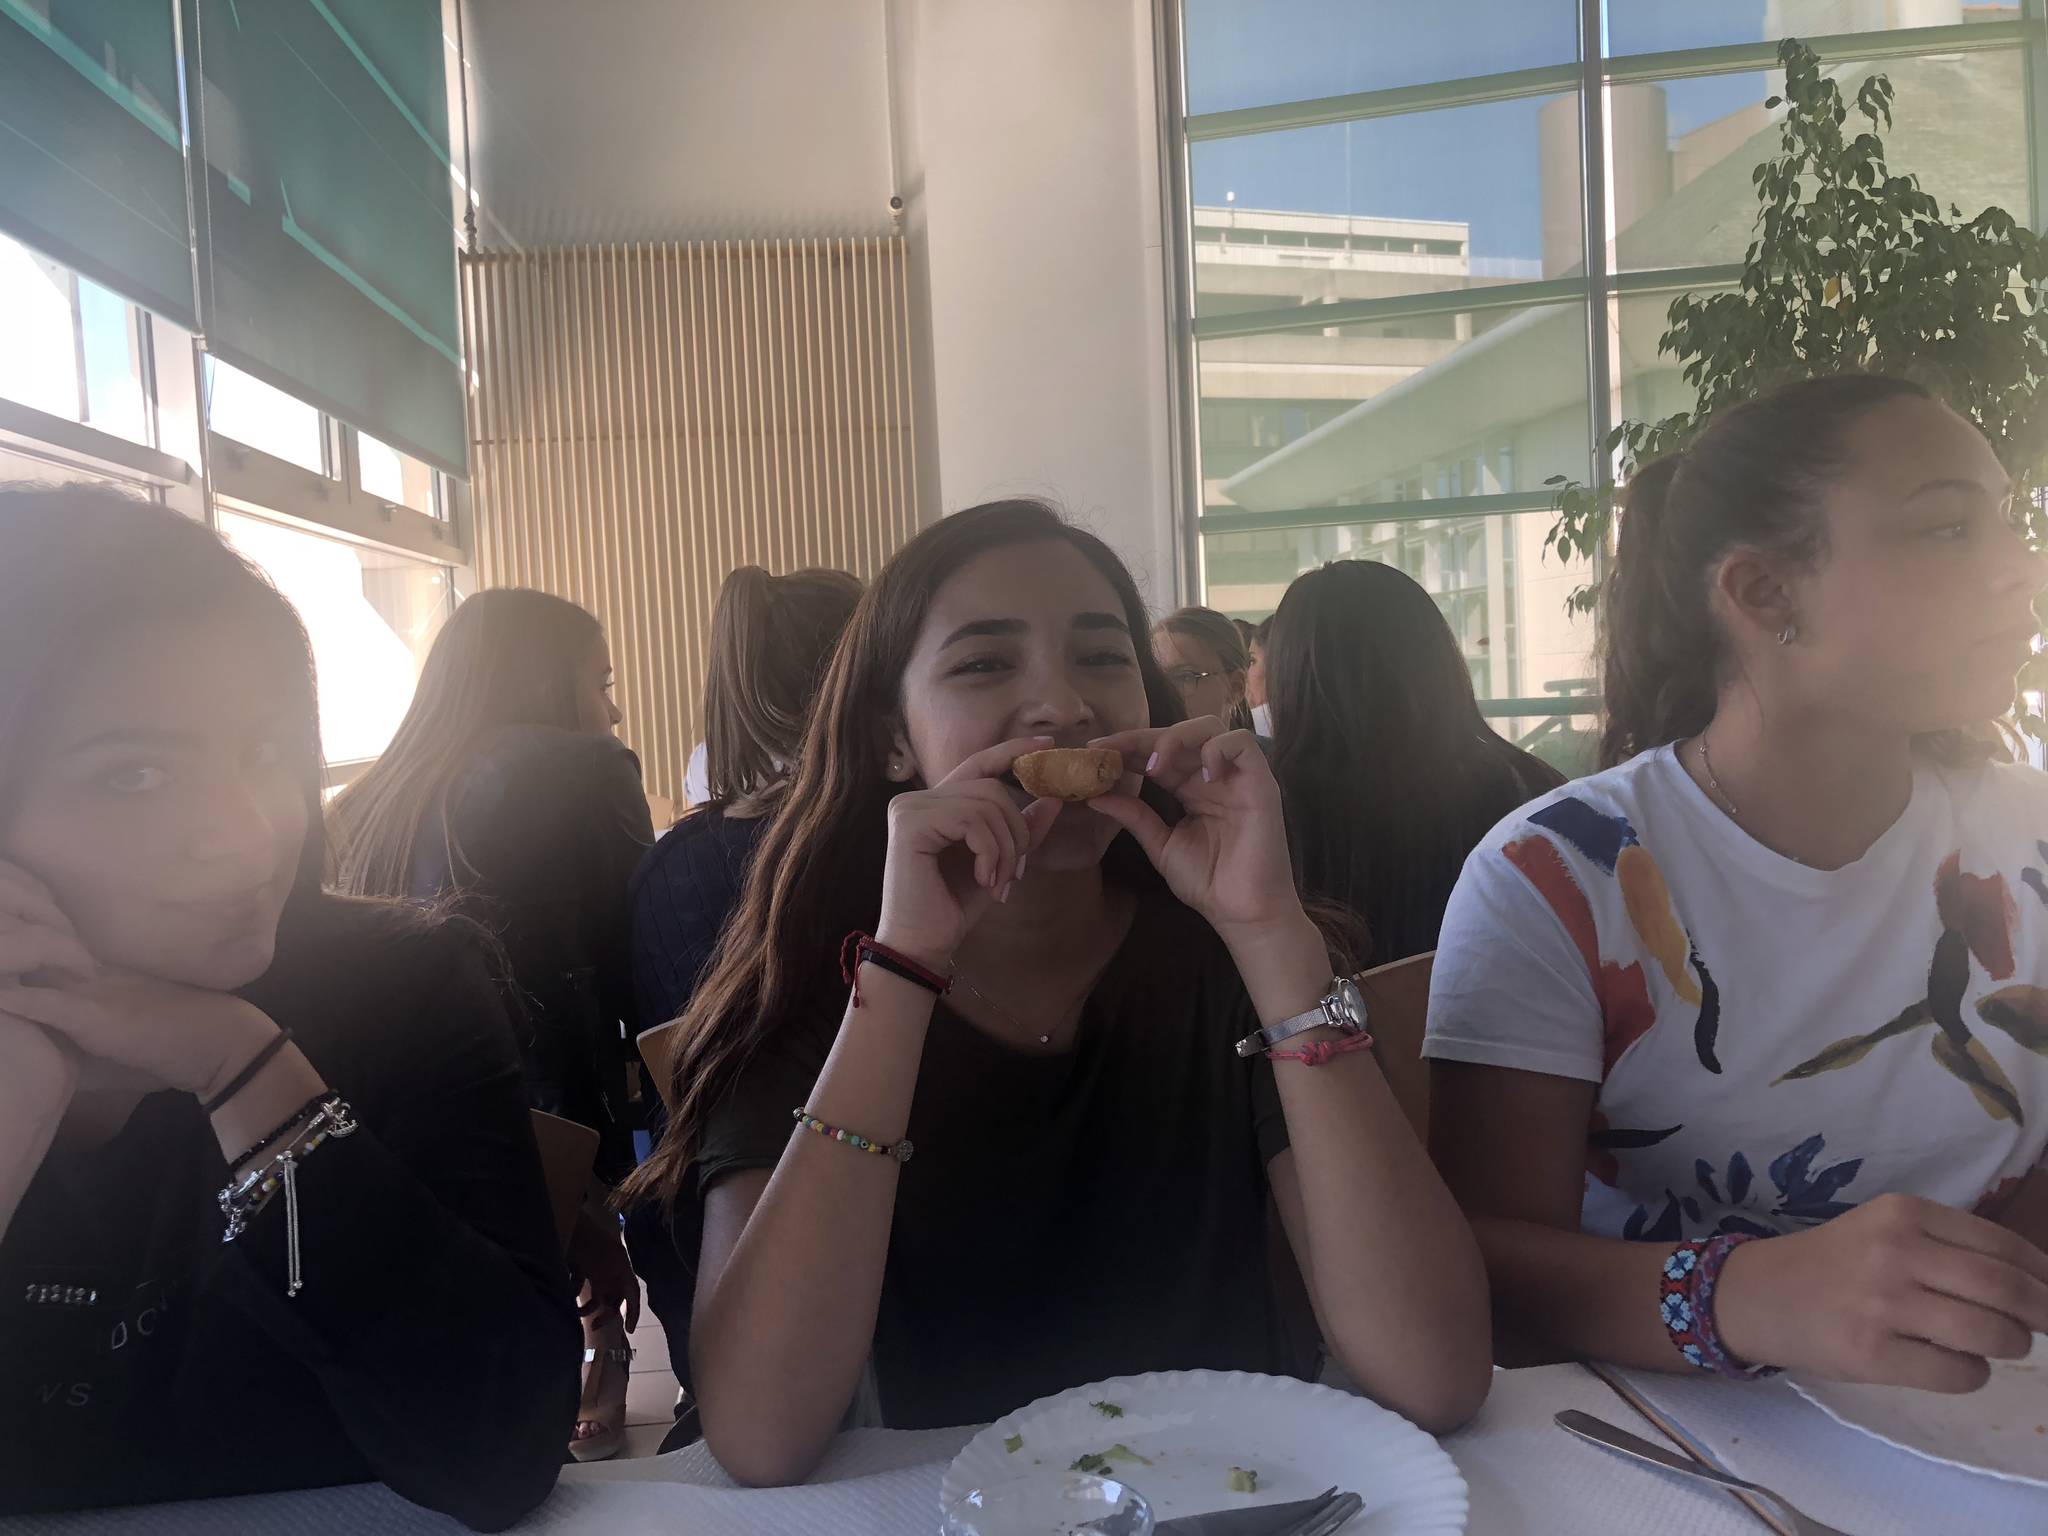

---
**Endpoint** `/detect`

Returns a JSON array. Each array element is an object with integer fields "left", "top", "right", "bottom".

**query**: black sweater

[{"left": 0, "top": 897, "right": 580, "bottom": 1530}]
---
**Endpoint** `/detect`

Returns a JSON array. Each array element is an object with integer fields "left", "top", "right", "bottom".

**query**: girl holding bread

[{"left": 625, "top": 498, "right": 1489, "bottom": 1485}]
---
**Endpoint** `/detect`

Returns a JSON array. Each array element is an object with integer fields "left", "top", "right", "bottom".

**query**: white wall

[
  {"left": 463, "top": 0, "right": 898, "bottom": 246},
  {"left": 463, "top": 0, "right": 1182, "bottom": 608},
  {"left": 894, "top": 0, "right": 1181, "bottom": 610}
]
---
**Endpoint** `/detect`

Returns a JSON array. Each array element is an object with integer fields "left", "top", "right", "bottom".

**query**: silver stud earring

[{"left": 1778, "top": 622, "right": 1799, "bottom": 646}]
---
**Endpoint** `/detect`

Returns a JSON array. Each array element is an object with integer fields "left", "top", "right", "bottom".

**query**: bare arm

[
  {"left": 690, "top": 968, "right": 936, "bottom": 1487},
  {"left": 0, "top": 1019, "right": 75, "bottom": 1240},
  {"left": 1429, "top": 1060, "right": 1680, "bottom": 1368},
  {"left": 1245, "top": 914, "right": 1490, "bottom": 1432},
  {"left": 1430, "top": 1058, "right": 2048, "bottom": 1389}
]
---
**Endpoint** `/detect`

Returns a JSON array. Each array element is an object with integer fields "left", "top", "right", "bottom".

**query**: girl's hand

[
  {"left": 0, "top": 969, "right": 282, "bottom": 1104},
  {"left": 1717, "top": 1192, "right": 2048, "bottom": 1390},
  {"left": 874, "top": 736, "right": 1065, "bottom": 967},
  {"left": 0, "top": 859, "right": 96, "bottom": 989},
  {"left": 1086, "top": 717, "right": 1302, "bottom": 942}
]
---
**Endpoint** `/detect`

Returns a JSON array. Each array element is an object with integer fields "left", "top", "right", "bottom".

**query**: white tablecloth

[
  {"left": 0, "top": 1366, "right": 1783, "bottom": 1536},
  {"left": 1611, "top": 1367, "right": 2048, "bottom": 1536}
]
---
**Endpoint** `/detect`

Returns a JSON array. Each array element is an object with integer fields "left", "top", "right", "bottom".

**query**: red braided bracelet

[
  {"left": 840, "top": 931, "right": 953, "bottom": 1008},
  {"left": 1265, "top": 1033, "right": 1377, "bottom": 1066}
]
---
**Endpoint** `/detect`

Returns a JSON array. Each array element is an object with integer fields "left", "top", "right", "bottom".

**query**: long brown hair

[
  {"left": 1269, "top": 559, "right": 1562, "bottom": 967},
  {"left": 624, "top": 500, "right": 1184, "bottom": 1208},
  {"left": 1599, "top": 373, "right": 1971, "bottom": 768},
  {"left": 704, "top": 565, "right": 863, "bottom": 818},
  {"left": 1155, "top": 605, "right": 1254, "bottom": 732},
  {"left": 328, "top": 587, "right": 604, "bottom": 896}
]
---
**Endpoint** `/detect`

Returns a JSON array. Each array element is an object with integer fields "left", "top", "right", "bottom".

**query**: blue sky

[{"left": 1179, "top": 1, "right": 1985, "bottom": 261}]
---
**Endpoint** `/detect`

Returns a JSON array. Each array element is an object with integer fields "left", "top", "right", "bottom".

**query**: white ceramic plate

[
  {"left": 941, "top": 1370, "right": 1468, "bottom": 1533},
  {"left": 1787, "top": 1334, "right": 2048, "bottom": 1487}
]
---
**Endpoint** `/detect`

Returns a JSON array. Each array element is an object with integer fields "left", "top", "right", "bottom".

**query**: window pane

[
  {"left": 150, "top": 312, "right": 204, "bottom": 474},
  {"left": 77, "top": 275, "right": 147, "bottom": 447},
  {"left": 357, "top": 432, "right": 438, "bottom": 515},
  {"left": 1201, "top": 513, "right": 1598, "bottom": 706},
  {"left": 0, "top": 232, "right": 80, "bottom": 421},
  {"left": 1609, "top": 1, "right": 2019, "bottom": 59},
  {"left": 1183, "top": 0, "right": 1580, "bottom": 115},
  {"left": 207, "top": 358, "right": 328, "bottom": 476},
  {"left": 1616, "top": 285, "right": 1739, "bottom": 428},
  {"left": 1191, "top": 94, "right": 1575, "bottom": 316},
  {"left": 1489, "top": 709, "right": 1600, "bottom": 780},
  {"left": 1199, "top": 301, "right": 1592, "bottom": 516},
  {"left": 1609, "top": 51, "right": 2025, "bottom": 273},
  {"left": 216, "top": 509, "right": 451, "bottom": 763}
]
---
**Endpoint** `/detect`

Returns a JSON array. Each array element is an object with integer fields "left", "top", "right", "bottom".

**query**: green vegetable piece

[
  {"left": 1227, "top": 1467, "right": 1259, "bottom": 1494},
  {"left": 1070, "top": 1453, "right": 1112, "bottom": 1475},
  {"left": 1103, "top": 1443, "right": 1153, "bottom": 1467},
  {"left": 1003, "top": 1433, "right": 1023, "bottom": 1454},
  {"left": 1090, "top": 1400, "right": 1124, "bottom": 1419}
]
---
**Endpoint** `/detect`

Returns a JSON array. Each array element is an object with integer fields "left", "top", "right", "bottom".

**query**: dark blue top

[{"left": 628, "top": 806, "right": 769, "bottom": 1039}]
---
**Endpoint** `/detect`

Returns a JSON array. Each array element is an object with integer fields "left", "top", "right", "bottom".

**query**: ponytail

[
  {"left": 1596, "top": 373, "right": 1932, "bottom": 768},
  {"left": 703, "top": 565, "right": 863, "bottom": 815}
]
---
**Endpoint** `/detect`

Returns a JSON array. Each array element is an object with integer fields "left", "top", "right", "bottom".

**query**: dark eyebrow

[
  {"left": 1074, "top": 612, "right": 1130, "bottom": 635},
  {"left": 55, "top": 727, "right": 199, "bottom": 759},
  {"left": 938, "top": 618, "right": 1028, "bottom": 649},
  {"left": 1905, "top": 477, "right": 2010, "bottom": 504}
]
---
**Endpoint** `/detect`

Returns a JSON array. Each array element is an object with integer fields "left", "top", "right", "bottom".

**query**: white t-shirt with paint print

[{"left": 1423, "top": 743, "right": 2048, "bottom": 1243}]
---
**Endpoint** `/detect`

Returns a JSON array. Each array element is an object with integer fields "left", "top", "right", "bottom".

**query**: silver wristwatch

[{"left": 1235, "top": 976, "right": 1369, "bottom": 1058}]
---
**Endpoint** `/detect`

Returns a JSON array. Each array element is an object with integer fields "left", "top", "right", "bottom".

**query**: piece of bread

[{"left": 1013, "top": 747, "right": 1123, "bottom": 802}]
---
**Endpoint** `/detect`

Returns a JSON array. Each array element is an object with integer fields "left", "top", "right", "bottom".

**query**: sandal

[{"left": 569, "top": 1303, "right": 633, "bottom": 1463}]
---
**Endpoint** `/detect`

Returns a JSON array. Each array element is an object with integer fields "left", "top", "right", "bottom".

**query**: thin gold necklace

[
  {"left": 1697, "top": 735, "right": 1806, "bottom": 867},
  {"left": 953, "top": 970, "right": 1073, "bottom": 1048}
]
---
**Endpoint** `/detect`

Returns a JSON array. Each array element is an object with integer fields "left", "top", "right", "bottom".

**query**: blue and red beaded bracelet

[{"left": 1659, "top": 1233, "right": 1777, "bottom": 1378}]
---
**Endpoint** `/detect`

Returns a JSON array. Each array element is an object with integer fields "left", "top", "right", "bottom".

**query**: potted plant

[{"left": 1547, "top": 38, "right": 2048, "bottom": 670}]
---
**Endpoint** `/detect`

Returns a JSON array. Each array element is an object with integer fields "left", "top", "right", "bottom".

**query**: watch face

[{"left": 1329, "top": 978, "right": 1369, "bottom": 1031}]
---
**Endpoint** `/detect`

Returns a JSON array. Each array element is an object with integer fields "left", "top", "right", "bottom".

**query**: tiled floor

[{"left": 612, "top": 1282, "right": 685, "bottom": 1461}]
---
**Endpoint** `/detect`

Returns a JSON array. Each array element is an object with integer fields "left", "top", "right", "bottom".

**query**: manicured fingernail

[
  {"left": 1144, "top": 752, "right": 1160, "bottom": 774},
  {"left": 997, "top": 882, "right": 1012, "bottom": 903},
  {"left": 1016, "top": 855, "right": 1029, "bottom": 880},
  {"left": 1201, "top": 766, "right": 1213, "bottom": 783}
]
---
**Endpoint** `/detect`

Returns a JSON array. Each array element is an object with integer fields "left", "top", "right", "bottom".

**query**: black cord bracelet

[
  {"left": 229, "top": 1090, "right": 336, "bottom": 1168},
  {"left": 200, "top": 1028, "right": 295, "bottom": 1116}
]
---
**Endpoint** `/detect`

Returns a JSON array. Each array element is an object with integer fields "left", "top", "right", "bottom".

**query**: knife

[{"left": 1152, "top": 1486, "right": 1341, "bottom": 1536}]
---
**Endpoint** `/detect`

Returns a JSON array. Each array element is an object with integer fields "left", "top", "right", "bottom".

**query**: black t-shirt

[
  {"left": 695, "top": 893, "right": 1310, "bottom": 1429},
  {"left": 0, "top": 898, "right": 580, "bottom": 1531},
  {"left": 411, "top": 727, "right": 654, "bottom": 1179}
]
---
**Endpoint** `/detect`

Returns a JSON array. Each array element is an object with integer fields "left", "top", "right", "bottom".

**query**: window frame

[{"left": 1162, "top": 1, "right": 2048, "bottom": 724}]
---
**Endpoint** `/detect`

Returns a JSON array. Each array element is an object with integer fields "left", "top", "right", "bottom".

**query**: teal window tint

[
  {"left": 191, "top": 0, "right": 465, "bottom": 474},
  {"left": 1183, "top": 0, "right": 1579, "bottom": 115},
  {"left": 0, "top": 0, "right": 194, "bottom": 326}
]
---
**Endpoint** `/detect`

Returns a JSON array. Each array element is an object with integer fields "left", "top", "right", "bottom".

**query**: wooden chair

[
  {"left": 1356, "top": 951, "right": 1434, "bottom": 1145},
  {"left": 527, "top": 1109, "right": 600, "bottom": 1255},
  {"left": 636, "top": 1018, "right": 684, "bottom": 1115}
]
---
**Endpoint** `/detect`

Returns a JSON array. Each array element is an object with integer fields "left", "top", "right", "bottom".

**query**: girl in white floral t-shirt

[{"left": 1426, "top": 373, "right": 2048, "bottom": 1393}]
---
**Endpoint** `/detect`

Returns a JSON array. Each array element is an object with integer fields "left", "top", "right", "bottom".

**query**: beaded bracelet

[
  {"left": 219, "top": 1095, "right": 359, "bottom": 1297},
  {"left": 1660, "top": 1233, "right": 1777, "bottom": 1378},
  {"left": 793, "top": 1107, "right": 914, "bottom": 1164},
  {"left": 840, "top": 931, "right": 952, "bottom": 1009},
  {"left": 229, "top": 1091, "right": 334, "bottom": 1170},
  {"left": 1266, "top": 1033, "right": 1377, "bottom": 1067}
]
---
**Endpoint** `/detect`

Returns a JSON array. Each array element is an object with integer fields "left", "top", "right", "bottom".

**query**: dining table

[{"left": 4, "top": 1361, "right": 2045, "bottom": 1535}]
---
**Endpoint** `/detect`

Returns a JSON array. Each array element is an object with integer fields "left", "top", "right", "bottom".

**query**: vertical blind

[
  {"left": 1, "top": 0, "right": 464, "bottom": 473},
  {"left": 462, "top": 239, "right": 922, "bottom": 806},
  {"left": 190, "top": 0, "right": 466, "bottom": 473},
  {"left": 0, "top": 0, "right": 193, "bottom": 326}
]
